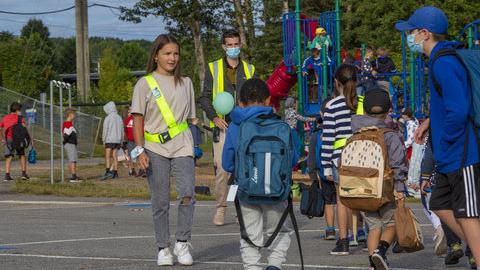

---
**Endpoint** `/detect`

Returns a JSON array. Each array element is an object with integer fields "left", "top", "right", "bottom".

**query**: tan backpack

[{"left": 338, "top": 127, "right": 395, "bottom": 212}]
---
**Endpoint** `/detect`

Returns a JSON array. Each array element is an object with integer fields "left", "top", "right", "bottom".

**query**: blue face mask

[
  {"left": 407, "top": 33, "right": 424, "bottom": 54},
  {"left": 226, "top": 47, "right": 241, "bottom": 58}
]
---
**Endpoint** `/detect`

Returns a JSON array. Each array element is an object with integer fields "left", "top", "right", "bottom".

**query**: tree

[
  {"left": 115, "top": 42, "right": 148, "bottom": 71},
  {"left": 21, "top": 19, "right": 50, "bottom": 41},
  {"left": 96, "top": 48, "right": 135, "bottom": 103},
  {"left": 52, "top": 37, "right": 76, "bottom": 74},
  {"left": 0, "top": 31, "right": 14, "bottom": 43},
  {"left": 120, "top": 0, "right": 227, "bottom": 88},
  {"left": 231, "top": 0, "right": 248, "bottom": 49},
  {"left": 0, "top": 33, "right": 54, "bottom": 97}
]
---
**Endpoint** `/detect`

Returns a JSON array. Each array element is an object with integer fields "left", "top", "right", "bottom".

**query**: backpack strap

[
  {"left": 430, "top": 48, "right": 469, "bottom": 97},
  {"left": 17, "top": 115, "right": 23, "bottom": 124},
  {"left": 234, "top": 195, "right": 304, "bottom": 270}
]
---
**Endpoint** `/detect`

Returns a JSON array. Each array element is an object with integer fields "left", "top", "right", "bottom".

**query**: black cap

[{"left": 363, "top": 89, "right": 391, "bottom": 115}]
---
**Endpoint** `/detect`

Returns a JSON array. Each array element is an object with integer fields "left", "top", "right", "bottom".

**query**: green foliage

[
  {"left": 96, "top": 48, "right": 135, "bottom": 103},
  {"left": 0, "top": 33, "right": 54, "bottom": 97},
  {"left": 115, "top": 42, "right": 148, "bottom": 70},
  {"left": 0, "top": 31, "right": 14, "bottom": 42},
  {"left": 51, "top": 37, "right": 76, "bottom": 74},
  {"left": 21, "top": 18, "right": 50, "bottom": 41}
]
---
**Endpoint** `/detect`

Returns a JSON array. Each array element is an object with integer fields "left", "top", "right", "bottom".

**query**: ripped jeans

[{"left": 146, "top": 150, "right": 196, "bottom": 248}]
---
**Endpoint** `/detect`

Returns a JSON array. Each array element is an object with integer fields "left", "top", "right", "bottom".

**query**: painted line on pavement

[
  {"left": 3, "top": 230, "right": 325, "bottom": 246},
  {"left": 0, "top": 253, "right": 421, "bottom": 270}
]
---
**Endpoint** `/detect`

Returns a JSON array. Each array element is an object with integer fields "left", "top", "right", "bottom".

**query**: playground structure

[{"left": 267, "top": 2, "right": 480, "bottom": 121}]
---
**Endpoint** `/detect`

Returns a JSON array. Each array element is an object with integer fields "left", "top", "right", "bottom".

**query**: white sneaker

[
  {"left": 433, "top": 227, "right": 447, "bottom": 256},
  {"left": 157, "top": 248, "right": 174, "bottom": 266},
  {"left": 173, "top": 241, "right": 193, "bottom": 266}
]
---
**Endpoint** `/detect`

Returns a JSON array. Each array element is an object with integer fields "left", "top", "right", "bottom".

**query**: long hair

[
  {"left": 334, "top": 64, "right": 358, "bottom": 112},
  {"left": 146, "top": 34, "right": 183, "bottom": 86}
]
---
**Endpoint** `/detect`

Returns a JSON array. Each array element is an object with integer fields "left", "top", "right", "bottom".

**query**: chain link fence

[{"left": 0, "top": 86, "right": 102, "bottom": 159}]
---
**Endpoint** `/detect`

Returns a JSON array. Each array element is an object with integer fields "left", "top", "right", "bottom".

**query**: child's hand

[
  {"left": 326, "top": 175, "right": 334, "bottom": 182},
  {"left": 420, "top": 181, "right": 431, "bottom": 195},
  {"left": 395, "top": 191, "right": 405, "bottom": 201}
]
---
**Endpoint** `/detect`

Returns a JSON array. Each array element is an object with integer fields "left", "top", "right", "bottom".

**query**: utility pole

[{"left": 75, "top": 0, "right": 90, "bottom": 102}]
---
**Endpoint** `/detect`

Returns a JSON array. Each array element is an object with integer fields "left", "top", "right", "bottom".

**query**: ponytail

[{"left": 334, "top": 64, "right": 358, "bottom": 112}]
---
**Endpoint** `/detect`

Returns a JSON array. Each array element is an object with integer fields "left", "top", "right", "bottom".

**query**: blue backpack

[
  {"left": 234, "top": 113, "right": 294, "bottom": 205},
  {"left": 431, "top": 48, "right": 480, "bottom": 128},
  {"left": 431, "top": 48, "right": 480, "bottom": 165},
  {"left": 233, "top": 113, "right": 304, "bottom": 270}
]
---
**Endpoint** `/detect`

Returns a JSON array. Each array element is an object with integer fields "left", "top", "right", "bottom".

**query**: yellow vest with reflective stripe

[
  {"left": 208, "top": 58, "right": 255, "bottom": 127},
  {"left": 143, "top": 74, "right": 188, "bottom": 144},
  {"left": 333, "top": 95, "right": 364, "bottom": 150}
]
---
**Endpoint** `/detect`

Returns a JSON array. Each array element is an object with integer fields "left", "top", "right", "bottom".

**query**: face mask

[
  {"left": 226, "top": 47, "right": 241, "bottom": 58},
  {"left": 407, "top": 33, "right": 424, "bottom": 53}
]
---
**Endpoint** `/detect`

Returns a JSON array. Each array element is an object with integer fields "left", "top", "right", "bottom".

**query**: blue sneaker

[
  {"left": 265, "top": 266, "right": 281, "bottom": 270},
  {"left": 357, "top": 229, "right": 367, "bottom": 243},
  {"left": 325, "top": 227, "right": 336, "bottom": 240},
  {"left": 348, "top": 235, "right": 358, "bottom": 247}
]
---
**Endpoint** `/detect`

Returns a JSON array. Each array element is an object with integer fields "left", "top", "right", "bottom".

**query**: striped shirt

[{"left": 321, "top": 95, "right": 353, "bottom": 176}]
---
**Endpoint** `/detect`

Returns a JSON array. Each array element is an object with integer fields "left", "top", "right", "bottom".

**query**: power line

[{"left": 0, "top": 3, "right": 121, "bottom": 15}]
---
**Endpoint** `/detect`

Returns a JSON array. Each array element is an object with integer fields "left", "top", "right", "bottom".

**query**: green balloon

[{"left": 213, "top": 92, "right": 235, "bottom": 115}]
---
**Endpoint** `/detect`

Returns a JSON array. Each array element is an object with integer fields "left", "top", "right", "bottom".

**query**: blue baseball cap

[{"left": 395, "top": 6, "right": 448, "bottom": 34}]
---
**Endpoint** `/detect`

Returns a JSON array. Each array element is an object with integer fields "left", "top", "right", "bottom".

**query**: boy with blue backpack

[
  {"left": 222, "top": 78, "right": 301, "bottom": 270},
  {"left": 396, "top": 6, "right": 480, "bottom": 267}
]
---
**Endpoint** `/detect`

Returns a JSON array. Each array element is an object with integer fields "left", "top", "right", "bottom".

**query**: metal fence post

[
  {"left": 59, "top": 83, "right": 65, "bottom": 183},
  {"left": 50, "top": 81, "right": 54, "bottom": 184}
]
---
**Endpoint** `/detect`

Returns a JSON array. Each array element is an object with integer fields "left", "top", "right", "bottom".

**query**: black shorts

[
  {"left": 4, "top": 140, "right": 25, "bottom": 157},
  {"left": 321, "top": 180, "right": 337, "bottom": 205},
  {"left": 105, "top": 143, "right": 121, "bottom": 150},
  {"left": 430, "top": 163, "right": 480, "bottom": 218}
]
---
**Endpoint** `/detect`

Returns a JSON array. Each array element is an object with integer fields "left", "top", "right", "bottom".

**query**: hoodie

[
  {"left": 351, "top": 114, "right": 407, "bottom": 192},
  {"left": 429, "top": 41, "right": 480, "bottom": 173},
  {"left": 222, "top": 106, "right": 299, "bottom": 174},
  {"left": 102, "top": 101, "right": 124, "bottom": 144}
]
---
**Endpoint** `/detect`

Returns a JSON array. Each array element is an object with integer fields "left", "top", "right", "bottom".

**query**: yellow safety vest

[
  {"left": 208, "top": 58, "right": 255, "bottom": 127},
  {"left": 143, "top": 74, "right": 188, "bottom": 144},
  {"left": 333, "top": 95, "right": 364, "bottom": 150}
]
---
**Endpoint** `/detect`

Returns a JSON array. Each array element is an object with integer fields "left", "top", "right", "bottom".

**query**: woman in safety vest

[{"left": 130, "top": 34, "right": 196, "bottom": 267}]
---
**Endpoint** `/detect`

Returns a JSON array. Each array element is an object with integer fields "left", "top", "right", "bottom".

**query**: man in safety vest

[{"left": 200, "top": 29, "right": 256, "bottom": 226}]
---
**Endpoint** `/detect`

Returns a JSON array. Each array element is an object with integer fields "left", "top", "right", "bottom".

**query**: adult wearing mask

[{"left": 200, "top": 29, "right": 256, "bottom": 226}]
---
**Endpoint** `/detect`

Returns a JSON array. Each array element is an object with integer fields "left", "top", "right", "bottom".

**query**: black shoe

[
  {"left": 112, "top": 171, "right": 119, "bottom": 179},
  {"left": 330, "top": 238, "right": 349, "bottom": 255},
  {"left": 4, "top": 174, "right": 13, "bottom": 181},
  {"left": 392, "top": 241, "right": 404, "bottom": 254},
  {"left": 468, "top": 255, "right": 477, "bottom": 269},
  {"left": 128, "top": 169, "right": 136, "bottom": 176},
  {"left": 265, "top": 266, "right": 281, "bottom": 270},
  {"left": 69, "top": 176, "right": 82, "bottom": 183},
  {"left": 21, "top": 174, "right": 30, "bottom": 180},
  {"left": 444, "top": 243, "right": 464, "bottom": 265},
  {"left": 372, "top": 248, "right": 389, "bottom": 270}
]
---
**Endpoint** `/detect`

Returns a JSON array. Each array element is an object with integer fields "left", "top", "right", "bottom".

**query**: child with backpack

[
  {"left": 222, "top": 78, "right": 300, "bottom": 270},
  {"left": 308, "top": 98, "right": 337, "bottom": 240},
  {"left": 63, "top": 108, "right": 81, "bottom": 182},
  {"left": 349, "top": 88, "right": 408, "bottom": 270},
  {"left": 0, "top": 102, "right": 30, "bottom": 181}
]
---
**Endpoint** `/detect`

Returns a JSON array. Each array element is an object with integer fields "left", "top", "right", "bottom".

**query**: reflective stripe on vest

[
  {"left": 143, "top": 74, "right": 188, "bottom": 144},
  {"left": 208, "top": 58, "right": 255, "bottom": 127},
  {"left": 333, "top": 95, "right": 365, "bottom": 150}
]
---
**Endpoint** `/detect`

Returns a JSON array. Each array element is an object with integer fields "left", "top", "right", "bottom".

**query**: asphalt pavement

[{"left": 0, "top": 192, "right": 474, "bottom": 270}]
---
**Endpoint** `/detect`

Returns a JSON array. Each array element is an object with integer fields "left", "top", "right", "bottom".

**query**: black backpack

[{"left": 7, "top": 115, "right": 31, "bottom": 150}]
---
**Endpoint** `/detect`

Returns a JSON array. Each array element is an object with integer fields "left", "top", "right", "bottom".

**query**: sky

[{"left": 0, "top": 0, "right": 166, "bottom": 41}]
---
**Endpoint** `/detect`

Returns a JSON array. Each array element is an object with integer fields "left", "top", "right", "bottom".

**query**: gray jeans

[
  {"left": 239, "top": 201, "right": 293, "bottom": 270},
  {"left": 146, "top": 150, "right": 195, "bottom": 248}
]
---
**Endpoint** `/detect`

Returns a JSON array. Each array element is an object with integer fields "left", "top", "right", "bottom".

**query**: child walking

[
  {"left": 222, "top": 78, "right": 299, "bottom": 270},
  {"left": 63, "top": 108, "right": 81, "bottom": 182},
  {"left": 351, "top": 89, "right": 408, "bottom": 270},
  {"left": 131, "top": 34, "right": 196, "bottom": 266},
  {"left": 101, "top": 101, "right": 124, "bottom": 180}
]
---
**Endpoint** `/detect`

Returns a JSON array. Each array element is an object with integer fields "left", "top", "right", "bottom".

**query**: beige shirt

[{"left": 131, "top": 72, "right": 196, "bottom": 158}]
